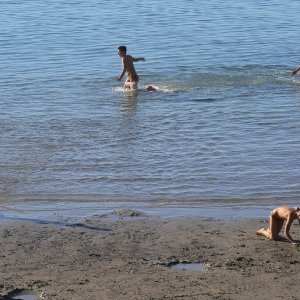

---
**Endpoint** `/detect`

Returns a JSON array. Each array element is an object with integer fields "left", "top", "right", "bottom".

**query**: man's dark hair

[{"left": 118, "top": 45, "right": 127, "bottom": 54}]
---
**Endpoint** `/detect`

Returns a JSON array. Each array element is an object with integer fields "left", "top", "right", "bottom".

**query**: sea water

[{"left": 1, "top": 0, "right": 300, "bottom": 217}]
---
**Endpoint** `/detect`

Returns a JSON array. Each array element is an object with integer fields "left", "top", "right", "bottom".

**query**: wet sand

[{"left": 0, "top": 209, "right": 299, "bottom": 300}]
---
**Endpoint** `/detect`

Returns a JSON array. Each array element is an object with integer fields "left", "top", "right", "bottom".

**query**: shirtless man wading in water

[
  {"left": 117, "top": 45, "right": 156, "bottom": 91},
  {"left": 117, "top": 45, "right": 145, "bottom": 90}
]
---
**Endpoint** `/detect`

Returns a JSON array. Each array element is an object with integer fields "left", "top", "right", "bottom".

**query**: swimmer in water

[
  {"left": 146, "top": 85, "right": 157, "bottom": 92},
  {"left": 292, "top": 66, "right": 300, "bottom": 75}
]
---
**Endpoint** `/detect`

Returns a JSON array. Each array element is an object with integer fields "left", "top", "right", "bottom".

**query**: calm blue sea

[{"left": 1, "top": 0, "right": 300, "bottom": 217}]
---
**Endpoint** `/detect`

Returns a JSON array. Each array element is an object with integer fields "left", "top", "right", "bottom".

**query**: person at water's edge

[{"left": 257, "top": 206, "right": 300, "bottom": 245}]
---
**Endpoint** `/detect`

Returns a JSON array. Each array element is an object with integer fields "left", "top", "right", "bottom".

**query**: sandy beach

[{"left": 0, "top": 209, "right": 300, "bottom": 300}]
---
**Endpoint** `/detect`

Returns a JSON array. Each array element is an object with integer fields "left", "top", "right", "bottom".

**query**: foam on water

[{"left": 113, "top": 84, "right": 179, "bottom": 94}]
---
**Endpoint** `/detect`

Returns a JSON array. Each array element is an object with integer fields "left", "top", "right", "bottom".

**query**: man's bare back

[{"left": 122, "top": 55, "right": 139, "bottom": 78}]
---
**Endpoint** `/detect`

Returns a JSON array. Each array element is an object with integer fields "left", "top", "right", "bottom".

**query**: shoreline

[
  {"left": 1, "top": 199, "right": 300, "bottom": 225},
  {"left": 1, "top": 209, "right": 299, "bottom": 299}
]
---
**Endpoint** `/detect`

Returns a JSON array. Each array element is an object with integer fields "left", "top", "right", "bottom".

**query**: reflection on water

[
  {"left": 4, "top": 289, "right": 40, "bottom": 300},
  {"left": 168, "top": 262, "right": 206, "bottom": 272},
  {"left": 120, "top": 92, "right": 139, "bottom": 116}
]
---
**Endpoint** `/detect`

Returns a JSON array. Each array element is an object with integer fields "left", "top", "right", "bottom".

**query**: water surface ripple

[{"left": 1, "top": 0, "right": 300, "bottom": 205}]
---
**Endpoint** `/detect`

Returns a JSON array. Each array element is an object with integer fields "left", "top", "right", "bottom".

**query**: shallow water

[
  {"left": 0, "top": 199, "right": 294, "bottom": 224},
  {"left": 168, "top": 262, "right": 206, "bottom": 272},
  {"left": 5, "top": 289, "right": 39, "bottom": 300},
  {"left": 1, "top": 0, "right": 300, "bottom": 211}
]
